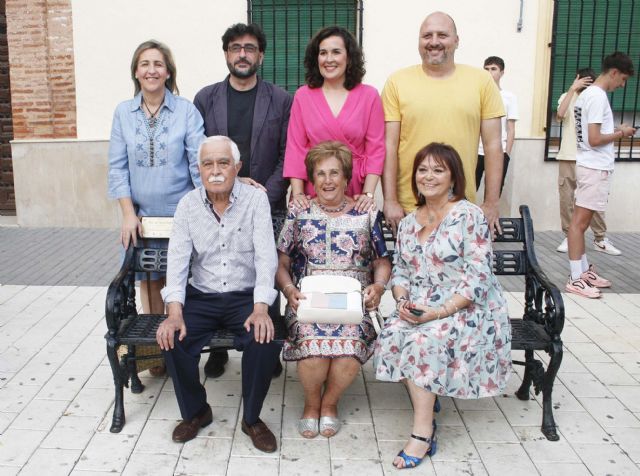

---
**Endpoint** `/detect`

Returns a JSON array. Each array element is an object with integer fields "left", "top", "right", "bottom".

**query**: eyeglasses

[{"left": 228, "top": 44, "right": 259, "bottom": 54}]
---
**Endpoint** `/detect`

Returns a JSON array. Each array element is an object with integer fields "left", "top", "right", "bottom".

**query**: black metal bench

[
  {"left": 104, "top": 241, "right": 286, "bottom": 433},
  {"left": 382, "top": 205, "right": 564, "bottom": 441}
]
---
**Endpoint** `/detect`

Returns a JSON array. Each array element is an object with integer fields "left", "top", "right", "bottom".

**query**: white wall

[
  {"left": 363, "top": 0, "right": 541, "bottom": 137},
  {"left": 71, "top": 0, "right": 246, "bottom": 140}
]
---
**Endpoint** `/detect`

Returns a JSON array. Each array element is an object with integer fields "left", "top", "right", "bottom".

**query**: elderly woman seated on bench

[
  {"left": 155, "top": 136, "right": 281, "bottom": 453},
  {"left": 374, "top": 142, "right": 512, "bottom": 470}
]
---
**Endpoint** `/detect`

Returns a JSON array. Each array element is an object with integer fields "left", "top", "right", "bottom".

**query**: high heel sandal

[{"left": 395, "top": 421, "right": 438, "bottom": 469}]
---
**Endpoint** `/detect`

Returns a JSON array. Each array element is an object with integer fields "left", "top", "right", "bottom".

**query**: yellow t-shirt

[{"left": 382, "top": 64, "right": 505, "bottom": 211}]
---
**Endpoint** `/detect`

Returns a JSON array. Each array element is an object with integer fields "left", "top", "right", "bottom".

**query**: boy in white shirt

[
  {"left": 566, "top": 52, "right": 636, "bottom": 298},
  {"left": 476, "top": 56, "right": 518, "bottom": 194}
]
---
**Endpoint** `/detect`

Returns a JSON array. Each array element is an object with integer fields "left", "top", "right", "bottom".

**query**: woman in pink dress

[{"left": 283, "top": 26, "right": 385, "bottom": 212}]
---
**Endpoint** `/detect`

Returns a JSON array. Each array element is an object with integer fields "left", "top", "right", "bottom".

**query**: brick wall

[
  {"left": 0, "top": 0, "right": 14, "bottom": 211},
  {"left": 5, "top": 0, "right": 76, "bottom": 139}
]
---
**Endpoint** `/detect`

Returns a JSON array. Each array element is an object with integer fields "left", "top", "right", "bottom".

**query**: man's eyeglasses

[{"left": 228, "top": 44, "right": 259, "bottom": 54}]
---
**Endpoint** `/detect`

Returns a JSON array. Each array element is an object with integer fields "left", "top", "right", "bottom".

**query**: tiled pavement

[{"left": 0, "top": 225, "right": 639, "bottom": 475}]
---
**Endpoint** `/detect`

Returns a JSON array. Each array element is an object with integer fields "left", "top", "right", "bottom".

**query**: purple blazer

[{"left": 194, "top": 76, "right": 292, "bottom": 212}]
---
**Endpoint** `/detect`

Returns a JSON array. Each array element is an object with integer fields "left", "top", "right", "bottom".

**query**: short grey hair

[{"left": 197, "top": 136, "right": 241, "bottom": 165}]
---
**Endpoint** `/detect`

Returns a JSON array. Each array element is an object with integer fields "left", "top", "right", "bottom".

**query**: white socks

[{"left": 570, "top": 254, "right": 589, "bottom": 280}]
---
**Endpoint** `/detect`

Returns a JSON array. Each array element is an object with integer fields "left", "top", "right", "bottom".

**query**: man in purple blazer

[{"left": 194, "top": 22, "right": 292, "bottom": 378}]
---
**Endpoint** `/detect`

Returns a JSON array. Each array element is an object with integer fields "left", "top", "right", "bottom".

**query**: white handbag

[{"left": 297, "top": 275, "right": 363, "bottom": 325}]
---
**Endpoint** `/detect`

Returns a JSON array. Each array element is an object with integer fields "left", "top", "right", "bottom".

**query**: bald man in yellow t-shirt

[{"left": 381, "top": 11, "right": 505, "bottom": 233}]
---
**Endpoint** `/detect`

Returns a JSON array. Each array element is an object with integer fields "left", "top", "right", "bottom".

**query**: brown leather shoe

[
  {"left": 172, "top": 405, "right": 213, "bottom": 443},
  {"left": 241, "top": 418, "right": 277, "bottom": 453}
]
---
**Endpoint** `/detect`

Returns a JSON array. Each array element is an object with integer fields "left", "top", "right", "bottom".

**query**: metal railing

[
  {"left": 545, "top": 0, "right": 639, "bottom": 161},
  {"left": 248, "top": 0, "right": 363, "bottom": 93}
]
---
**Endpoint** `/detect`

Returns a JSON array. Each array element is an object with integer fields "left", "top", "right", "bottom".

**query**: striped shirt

[{"left": 161, "top": 180, "right": 278, "bottom": 306}]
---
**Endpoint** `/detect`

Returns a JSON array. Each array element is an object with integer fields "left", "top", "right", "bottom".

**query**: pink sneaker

[
  {"left": 566, "top": 276, "right": 601, "bottom": 299},
  {"left": 580, "top": 265, "right": 611, "bottom": 288}
]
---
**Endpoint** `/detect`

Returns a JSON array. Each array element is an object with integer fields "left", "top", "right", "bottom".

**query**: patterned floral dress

[
  {"left": 374, "top": 200, "right": 511, "bottom": 398},
  {"left": 277, "top": 202, "right": 389, "bottom": 363}
]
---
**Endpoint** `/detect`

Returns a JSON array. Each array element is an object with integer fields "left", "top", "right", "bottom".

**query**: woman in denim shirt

[{"left": 108, "top": 40, "right": 205, "bottom": 374}]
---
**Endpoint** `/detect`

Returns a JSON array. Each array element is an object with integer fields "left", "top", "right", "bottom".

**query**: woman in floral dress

[
  {"left": 277, "top": 141, "right": 391, "bottom": 439},
  {"left": 374, "top": 142, "right": 511, "bottom": 470}
]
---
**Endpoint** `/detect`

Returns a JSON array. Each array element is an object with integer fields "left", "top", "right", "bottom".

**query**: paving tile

[
  {"left": 66, "top": 387, "right": 114, "bottom": 417},
  {"left": 336, "top": 393, "right": 371, "bottom": 424},
  {"left": 583, "top": 361, "right": 638, "bottom": 386},
  {"left": 430, "top": 425, "right": 481, "bottom": 462},
  {"left": 332, "top": 458, "right": 383, "bottom": 475},
  {"left": 83, "top": 365, "right": 117, "bottom": 389},
  {"left": 514, "top": 426, "right": 581, "bottom": 463},
  {"left": 609, "top": 352, "right": 640, "bottom": 377},
  {"left": 9, "top": 398, "right": 67, "bottom": 431},
  {"left": 455, "top": 396, "right": 498, "bottom": 411},
  {"left": 572, "top": 442, "right": 640, "bottom": 475},
  {"left": 0, "top": 429, "right": 47, "bottom": 466},
  {"left": 75, "top": 432, "right": 138, "bottom": 473},
  {"left": 475, "top": 442, "right": 538, "bottom": 476},
  {"left": 35, "top": 373, "right": 87, "bottom": 401},
  {"left": 280, "top": 438, "right": 330, "bottom": 475},
  {"left": 554, "top": 411, "right": 612, "bottom": 444},
  {"left": 175, "top": 437, "right": 232, "bottom": 475},
  {"left": 608, "top": 427, "right": 640, "bottom": 463},
  {"left": 18, "top": 448, "right": 81, "bottom": 476},
  {"left": 578, "top": 397, "right": 640, "bottom": 428},
  {"left": 148, "top": 391, "right": 182, "bottom": 421},
  {"left": 122, "top": 452, "right": 177, "bottom": 476},
  {"left": 563, "top": 342, "right": 613, "bottom": 363},
  {"left": 203, "top": 378, "right": 243, "bottom": 407},
  {"left": 41, "top": 415, "right": 102, "bottom": 450},
  {"left": 133, "top": 419, "right": 182, "bottom": 455},
  {"left": 459, "top": 410, "right": 518, "bottom": 443},
  {"left": 555, "top": 352, "right": 590, "bottom": 374},
  {"left": 329, "top": 423, "right": 378, "bottom": 459},
  {"left": 372, "top": 409, "right": 414, "bottom": 441},
  {"left": 0, "top": 412, "right": 16, "bottom": 433},
  {"left": 559, "top": 372, "right": 614, "bottom": 398},
  {"left": 494, "top": 395, "right": 543, "bottom": 427},
  {"left": 226, "top": 456, "right": 279, "bottom": 476},
  {"left": 283, "top": 380, "right": 305, "bottom": 407},
  {"left": 198, "top": 406, "right": 238, "bottom": 439},
  {"left": 0, "top": 384, "right": 40, "bottom": 413},
  {"left": 534, "top": 462, "right": 592, "bottom": 476},
  {"left": 0, "top": 466, "right": 20, "bottom": 476},
  {"left": 432, "top": 461, "right": 488, "bottom": 476},
  {"left": 367, "top": 382, "right": 412, "bottom": 410},
  {"left": 608, "top": 386, "right": 640, "bottom": 412}
]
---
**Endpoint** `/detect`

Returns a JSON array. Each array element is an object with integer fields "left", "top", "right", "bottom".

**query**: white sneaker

[
  {"left": 593, "top": 238, "right": 622, "bottom": 256},
  {"left": 556, "top": 237, "right": 568, "bottom": 253}
]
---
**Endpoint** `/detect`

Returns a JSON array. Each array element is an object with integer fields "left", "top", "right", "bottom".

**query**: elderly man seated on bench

[{"left": 156, "top": 135, "right": 281, "bottom": 453}]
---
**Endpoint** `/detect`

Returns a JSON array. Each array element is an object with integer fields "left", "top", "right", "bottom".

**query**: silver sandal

[
  {"left": 319, "top": 416, "right": 341, "bottom": 437},
  {"left": 297, "top": 418, "right": 319, "bottom": 438}
]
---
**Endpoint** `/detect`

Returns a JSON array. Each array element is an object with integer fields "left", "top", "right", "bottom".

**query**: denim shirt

[{"left": 108, "top": 89, "right": 205, "bottom": 217}]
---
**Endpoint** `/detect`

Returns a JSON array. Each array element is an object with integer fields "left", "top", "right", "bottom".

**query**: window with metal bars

[
  {"left": 545, "top": 0, "right": 639, "bottom": 161},
  {"left": 247, "top": 0, "right": 363, "bottom": 94}
]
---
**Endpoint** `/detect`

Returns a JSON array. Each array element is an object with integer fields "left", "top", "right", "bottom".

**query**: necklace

[
  {"left": 142, "top": 97, "right": 164, "bottom": 128},
  {"left": 316, "top": 198, "right": 348, "bottom": 213},
  {"left": 424, "top": 201, "right": 450, "bottom": 224},
  {"left": 141, "top": 97, "right": 164, "bottom": 166}
]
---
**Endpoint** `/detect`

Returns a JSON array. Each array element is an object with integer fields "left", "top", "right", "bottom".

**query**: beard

[
  {"left": 424, "top": 47, "right": 450, "bottom": 65},
  {"left": 227, "top": 59, "right": 260, "bottom": 79}
]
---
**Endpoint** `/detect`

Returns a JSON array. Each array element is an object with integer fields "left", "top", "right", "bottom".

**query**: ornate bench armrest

[{"left": 105, "top": 245, "right": 136, "bottom": 334}]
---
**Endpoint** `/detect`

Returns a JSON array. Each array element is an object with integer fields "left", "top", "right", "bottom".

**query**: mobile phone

[{"left": 409, "top": 308, "right": 424, "bottom": 316}]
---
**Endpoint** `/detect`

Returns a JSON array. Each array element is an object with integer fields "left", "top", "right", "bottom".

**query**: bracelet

[
  {"left": 282, "top": 283, "right": 295, "bottom": 296},
  {"left": 447, "top": 299, "right": 458, "bottom": 313},
  {"left": 434, "top": 307, "right": 441, "bottom": 320},
  {"left": 374, "top": 280, "right": 387, "bottom": 288}
]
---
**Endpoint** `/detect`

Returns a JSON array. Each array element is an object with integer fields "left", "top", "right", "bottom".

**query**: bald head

[{"left": 422, "top": 11, "right": 457, "bottom": 35}]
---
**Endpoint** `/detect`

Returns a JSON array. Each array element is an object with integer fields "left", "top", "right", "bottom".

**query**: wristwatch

[{"left": 364, "top": 192, "right": 374, "bottom": 199}]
